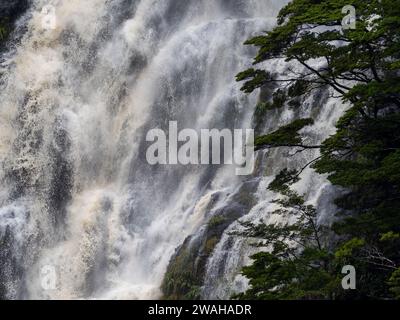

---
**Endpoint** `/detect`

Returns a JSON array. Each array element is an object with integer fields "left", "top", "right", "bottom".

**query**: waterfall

[{"left": 0, "top": 0, "right": 344, "bottom": 300}]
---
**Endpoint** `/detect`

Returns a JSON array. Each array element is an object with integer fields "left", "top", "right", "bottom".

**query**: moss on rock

[{"left": 161, "top": 180, "right": 259, "bottom": 299}]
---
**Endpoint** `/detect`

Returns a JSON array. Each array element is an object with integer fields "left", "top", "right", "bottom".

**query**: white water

[
  {"left": 202, "top": 77, "right": 347, "bottom": 298},
  {"left": 0, "top": 0, "right": 346, "bottom": 300}
]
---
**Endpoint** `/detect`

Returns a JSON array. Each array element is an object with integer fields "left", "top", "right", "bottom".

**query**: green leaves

[
  {"left": 233, "top": 184, "right": 340, "bottom": 300},
  {"left": 388, "top": 268, "right": 400, "bottom": 299},
  {"left": 288, "top": 80, "right": 310, "bottom": 98},
  {"left": 234, "top": 0, "right": 400, "bottom": 300},
  {"left": 238, "top": 0, "right": 400, "bottom": 101},
  {"left": 255, "top": 118, "right": 314, "bottom": 150},
  {"left": 236, "top": 69, "right": 272, "bottom": 93},
  {"left": 268, "top": 169, "right": 300, "bottom": 193},
  {"left": 380, "top": 231, "right": 400, "bottom": 242},
  {"left": 335, "top": 238, "right": 365, "bottom": 260}
]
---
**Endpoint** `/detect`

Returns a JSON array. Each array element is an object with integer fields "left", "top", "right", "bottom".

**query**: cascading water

[
  {"left": 0, "top": 0, "right": 344, "bottom": 300},
  {"left": 201, "top": 74, "right": 348, "bottom": 299}
]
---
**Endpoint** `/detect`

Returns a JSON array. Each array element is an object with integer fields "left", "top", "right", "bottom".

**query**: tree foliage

[
  {"left": 235, "top": 0, "right": 400, "bottom": 299},
  {"left": 233, "top": 176, "right": 342, "bottom": 300}
]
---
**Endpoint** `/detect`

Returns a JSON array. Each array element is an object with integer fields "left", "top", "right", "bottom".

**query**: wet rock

[
  {"left": 0, "top": 0, "right": 29, "bottom": 48},
  {"left": 161, "top": 179, "right": 259, "bottom": 300},
  {"left": 0, "top": 0, "right": 29, "bottom": 21}
]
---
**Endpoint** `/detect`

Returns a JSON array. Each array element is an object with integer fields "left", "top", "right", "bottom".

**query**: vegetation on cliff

[{"left": 236, "top": 0, "right": 400, "bottom": 299}]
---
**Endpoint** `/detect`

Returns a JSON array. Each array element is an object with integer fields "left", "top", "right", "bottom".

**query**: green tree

[
  {"left": 236, "top": 0, "right": 400, "bottom": 299},
  {"left": 233, "top": 174, "right": 341, "bottom": 300}
]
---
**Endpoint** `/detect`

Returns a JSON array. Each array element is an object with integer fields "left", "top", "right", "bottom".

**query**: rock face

[
  {"left": 161, "top": 180, "right": 259, "bottom": 300},
  {"left": 0, "top": 0, "right": 29, "bottom": 21},
  {"left": 0, "top": 0, "right": 29, "bottom": 47}
]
